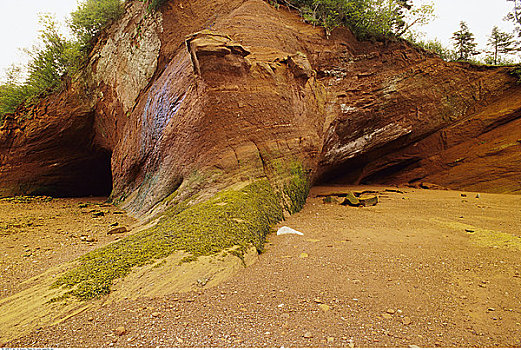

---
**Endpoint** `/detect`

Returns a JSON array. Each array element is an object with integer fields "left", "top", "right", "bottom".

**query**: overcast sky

[
  {"left": 0, "top": 0, "right": 518, "bottom": 81},
  {"left": 413, "top": 0, "right": 516, "bottom": 52}
]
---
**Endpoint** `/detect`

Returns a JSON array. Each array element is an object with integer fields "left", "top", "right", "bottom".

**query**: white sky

[
  {"left": 413, "top": 0, "right": 517, "bottom": 54},
  {"left": 0, "top": 0, "right": 519, "bottom": 81}
]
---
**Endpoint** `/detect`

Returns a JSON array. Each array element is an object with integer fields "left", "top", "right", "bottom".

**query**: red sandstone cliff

[{"left": 1, "top": 0, "right": 520, "bottom": 216}]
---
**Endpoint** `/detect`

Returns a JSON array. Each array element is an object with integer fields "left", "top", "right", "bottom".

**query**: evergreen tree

[
  {"left": 488, "top": 26, "right": 516, "bottom": 65},
  {"left": 452, "top": 21, "right": 479, "bottom": 61},
  {"left": 507, "top": 0, "right": 521, "bottom": 36}
]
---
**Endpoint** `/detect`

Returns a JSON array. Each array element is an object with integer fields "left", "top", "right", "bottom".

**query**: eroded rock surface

[{"left": 1, "top": 0, "right": 520, "bottom": 212}]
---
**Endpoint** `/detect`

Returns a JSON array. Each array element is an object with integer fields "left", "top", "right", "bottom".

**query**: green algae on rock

[
  {"left": 282, "top": 162, "right": 311, "bottom": 215},
  {"left": 51, "top": 179, "right": 284, "bottom": 300}
]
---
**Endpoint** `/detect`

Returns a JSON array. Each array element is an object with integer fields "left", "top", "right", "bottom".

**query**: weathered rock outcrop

[{"left": 1, "top": 0, "right": 520, "bottom": 210}]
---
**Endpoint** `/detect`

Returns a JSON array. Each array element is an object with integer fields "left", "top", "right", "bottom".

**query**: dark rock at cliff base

[
  {"left": 340, "top": 192, "right": 360, "bottom": 207},
  {"left": 359, "top": 196, "right": 378, "bottom": 207},
  {"left": 107, "top": 227, "right": 128, "bottom": 235}
]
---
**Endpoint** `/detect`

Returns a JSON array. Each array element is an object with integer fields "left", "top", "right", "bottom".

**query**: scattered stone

[
  {"left": 151, "top": 312, "right": 160, "bottom": 317},
  {"left": 115, "top": 326, "right": 126, "bottom": 336},
  {"left": 465, "top": 229, "right": 475, "bottom": 233},
  {"left": 386, "top": 308, "right": 396, "bottom": 314},
  {"left": 303, "top": 332, "right": 313, "bottom": 338},
  {"left": 327, "top": 337, "right": 335, "bottom": 343},
  {"left": 109, "top": 222, "right": 119, "bottom": 227},
  {"left": 488, "top": 307, "right": 495, "bottom": 312},
  {"left": 340, "top": 192, "right": 360, "bottom": 206},
  {"left": 402, "top": 317, "right": 412, "bottom": 325},
  {"left": 92, "top": 211, "right": 105, "bottom": 218},
  {"left": 318, "top": 304, "right": 330, "bottom": 312},
  {"left": 85, "top": 237, "right": 96, "bottom": 242},
  {"left": 385, "top": 189, "right": 405, "bottom": 194},
  {"left": 461, "top": 193, "right": 467, "bottom": 197},
  {"left": 382, "top": 313, "right": 392, "bottom": 320},
  {"left": 277, "top": 226, "right": 304, "bottom": 236},
  {"left": 323, "top": 196, "right": 338, "bottom": 204},
  {"left": 476, "top": 193, "right": 481, "bottom": 199},
  {"left": 299, "top": 253, "right": 309, "bottom": 258},
  {"left": 419, "top": 182, "right": 442, "bottom": 190},
  {"left": 108, "top": 227, "right": 128, "bottom": 235},
  {"left": 313, "top": 298, "right": 323, "bottom": 303},
  {"left": 359, "top": 195, "right": 378, "bottom": 207},
  {"left": 88, "top": 317, "right": 94, "bottom": 322}
]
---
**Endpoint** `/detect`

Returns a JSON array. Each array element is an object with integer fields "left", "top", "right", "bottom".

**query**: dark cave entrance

[
  {"left": 30, "top": 148, "right": 114, "bottom": 198},
  {"left": 72, "top": 148, "right": 114, "bottom": 197}
]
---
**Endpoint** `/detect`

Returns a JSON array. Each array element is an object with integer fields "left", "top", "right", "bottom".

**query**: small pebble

[
  {"left": 303, "top": 332, "right": 313, "bottom": 338},
  {"left": 318, "top": 304, "right": 330, "bottom": 312},
  {"left": 115, "top": 326, "right": 126, "bottom": 336}
]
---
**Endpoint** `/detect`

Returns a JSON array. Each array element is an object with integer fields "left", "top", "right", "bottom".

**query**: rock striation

[{"left": 1, "top": 0, "right": 520, "bottom": 213}]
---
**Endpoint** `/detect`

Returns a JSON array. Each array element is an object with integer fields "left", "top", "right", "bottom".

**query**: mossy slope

[{"left": 52, "top": 179, "right": 287, "bottom": 300}]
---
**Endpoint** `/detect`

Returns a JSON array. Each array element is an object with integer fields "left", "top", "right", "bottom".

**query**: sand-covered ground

[{"left": 3, "top": 186, "right": 521, "bottom": 347}]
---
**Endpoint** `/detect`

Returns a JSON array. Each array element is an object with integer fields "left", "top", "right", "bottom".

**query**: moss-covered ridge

[{"left": 51, "top": 174, "right": 308, "bottom": 300}]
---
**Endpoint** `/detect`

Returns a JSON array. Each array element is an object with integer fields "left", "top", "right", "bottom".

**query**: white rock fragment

[{"left": 277, "top": 226, "right": 304, "bottom": 236}]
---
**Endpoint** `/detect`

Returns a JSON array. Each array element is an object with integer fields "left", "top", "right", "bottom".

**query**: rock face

[{"left": 1, "top": 0, "right": 520, "bottom": 212}]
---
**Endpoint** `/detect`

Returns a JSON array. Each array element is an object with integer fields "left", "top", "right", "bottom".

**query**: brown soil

[
  {"left": 0, "top": 197, "right": 136, "bottom": 299},
  {"left": 4, "top": 187, "right": 521, "bottom": 347}
]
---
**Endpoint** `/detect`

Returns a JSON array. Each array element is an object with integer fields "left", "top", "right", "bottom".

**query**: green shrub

[
  {"left": 0, "top": 15, "right": 78, "bottom": 120},
  {"left": 510, "top": 65, "right": 521, "bottom": 83},
  {"left": 69, "top": 0, "right": 124, "bottom": 50},
  {"left": 0, "top": 66, "right": 31, "bottom": 120},
  {"left": 143, "top": 0, "right": 169, "bottom": 12},
  {"left": 409, "top": 37, "right": 458, "bottom": 62},
  {"left": 1, "top": 0, "right": 125, "bottom": 119},
  {"left": 275, "top": 0, "right": 433, "bottom": 39}
]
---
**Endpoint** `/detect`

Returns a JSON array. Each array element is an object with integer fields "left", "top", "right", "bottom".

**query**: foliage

[
  {"left": 25, "top": 14, "right": 81, "bottom": 93},
  {"left": 0, "top": 15, "right": 79, "bottom": 120},
  {"left": 451, "top": 21, "right": 479, "bottom": 61},
  {"left": 487, "top": 26, "right": 517, "bottom": 65},
  {"left": 410, "top": 36, "right": 457, "bottom": 61},
  {"left": 69, "top": 0, "right": 124, "bottom": 50},
  {"left": 1, "top": 0, "right": 126, "bottom": 119},
  {"left": 136, "top": 0, "right": 169, "bottom": 13},
  {"left": 0, "top": 67, "right": 32, "bottom": 120},
  {"left": 507, "top": 0, "right": 521, "bottom": 37},
  {"left": 276, "top": 0, "right": 434, "bottom": 39},
  {"left": 510, "top": 64, "right": 521, "bottom": 83}
]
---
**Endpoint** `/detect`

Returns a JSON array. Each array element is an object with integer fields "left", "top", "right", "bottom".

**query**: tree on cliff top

[
  {"left": 507, "top": 0, "right": 521, "bottom": 36},
  {"left": 452, "top": 21, "right": 479, "bottom": 61},
  {"left": 278, "top": 0, "right": 434, "bottom": 39},
  {"left": 487, "top": 26, "right": 517, "bottom": 65}
]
